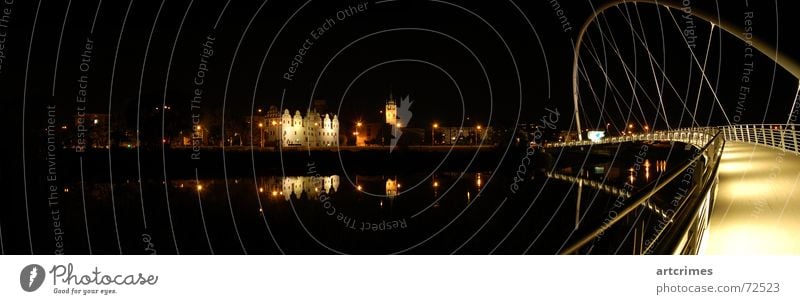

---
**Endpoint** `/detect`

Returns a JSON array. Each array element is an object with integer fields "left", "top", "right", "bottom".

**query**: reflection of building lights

[
  {"left": 272, "top": 190, "right": 278, "bottom": 196},
  {"left": 197, "top": 184, "right": 203, "bottom": 191},
  {"left": 93, "top": 119, "right": 99, "bottom": 125},
  {"left": 357, "top": 122, "right": 363, "bottom": 127},
  {"left": 433, "top": 181, "right": 439, "bottom": 187},
  {"left": 259, "top": 187, "right": 264, "bottom": 193},
  {"left": 259, "top": 207, "right": 263, "bottom": 213},
  {"left": 357, "top": 185, "right": 362, "bottom": 191}
]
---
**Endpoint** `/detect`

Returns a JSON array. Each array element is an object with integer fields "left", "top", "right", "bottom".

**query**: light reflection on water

[
  {"left": 238, "top": 172, "right": 488, "bottom": 204},
  {"left": 17, "top": 141, "right": 708, "bottom": 254}
]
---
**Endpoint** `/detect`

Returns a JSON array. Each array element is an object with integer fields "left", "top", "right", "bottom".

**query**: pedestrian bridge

[{"left": 547, "top": 125, "right": 800, "bottom": 255}]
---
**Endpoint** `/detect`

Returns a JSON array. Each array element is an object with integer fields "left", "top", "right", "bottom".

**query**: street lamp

[
  {"left": 432, "top": 123, "right": 439, "bottom": 145},
  {"left": 195, "top": 125, "right": 204, "bottom": 145},
  {"left": 355, "top": 121, "right": 362, "bottom": 146}
]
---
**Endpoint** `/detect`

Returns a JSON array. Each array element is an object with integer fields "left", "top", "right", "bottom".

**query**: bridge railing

[
  {"left": 546, "top": 124, "right": 800, "bottom": 152},
  {"left": 556, "top": 128, "right": 724, "bottom": 255},
  {"left": 545, "top": 128, "right": 717, "bottom": 149},
  {"left": 721, "top": 124, "right": 800, "bottom": 153}
]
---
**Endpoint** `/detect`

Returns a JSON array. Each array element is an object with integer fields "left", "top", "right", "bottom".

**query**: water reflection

[
  {"left": 270, "top": 175, "right": 340, "bottom": 200},
  {"left": 386, "top": 178, "right": 398, "bottom": 198},
  {"left": 547, "top": 172, "right": 669, "bottom": 220}
]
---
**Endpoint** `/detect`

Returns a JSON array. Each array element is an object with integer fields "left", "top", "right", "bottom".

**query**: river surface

[{"left": 3, "top": 141, "right": 700, "bottom": 254}]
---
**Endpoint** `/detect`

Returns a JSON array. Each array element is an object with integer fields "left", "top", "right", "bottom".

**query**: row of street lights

[
  {"left": 431, "top": 122, "right": 483, "bottom": 145},
  {"left": 351, "top": 120, "right": 484, "bottom": 146}
]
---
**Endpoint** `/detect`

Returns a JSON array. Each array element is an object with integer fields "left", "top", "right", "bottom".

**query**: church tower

[{"left": 385, "top": 93, "right": 397, "bottom": 125}]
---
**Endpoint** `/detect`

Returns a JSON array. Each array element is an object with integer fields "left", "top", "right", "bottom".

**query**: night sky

[{"left": 1, "top": 0, "right": 798, "bottom": 131}]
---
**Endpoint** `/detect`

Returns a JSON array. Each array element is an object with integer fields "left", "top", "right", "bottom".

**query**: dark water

[{"left": 2, "top": 141, "right": 699, "bottom": 254}]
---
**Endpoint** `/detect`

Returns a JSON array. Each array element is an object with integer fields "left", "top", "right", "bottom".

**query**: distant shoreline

[{"left": 49, "top": 145, "right": 504, "bottom": 181}]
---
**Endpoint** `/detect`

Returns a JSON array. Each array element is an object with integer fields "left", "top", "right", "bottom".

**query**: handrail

[
  {"left": 559, "top": 129, "right": 724, "bottom": 255},
  {"left": 720, "top": 124, "right": 800, "bottom": 153},
  {"left": 547, "top": 124, "right": 800, "bottom": 155}
]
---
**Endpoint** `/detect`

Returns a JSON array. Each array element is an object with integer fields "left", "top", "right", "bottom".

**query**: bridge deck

[{"left": 704, "top": 142, "right": 800, "bottom": 254}]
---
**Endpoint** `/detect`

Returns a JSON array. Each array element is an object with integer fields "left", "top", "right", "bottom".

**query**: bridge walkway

[{"left": 703, "top": 141, "right": 800, "bottom": 254}]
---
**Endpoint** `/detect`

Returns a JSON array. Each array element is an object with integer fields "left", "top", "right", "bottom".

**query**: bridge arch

[{"left": 571, "top": 0, "right": 800, "bottom": 140}]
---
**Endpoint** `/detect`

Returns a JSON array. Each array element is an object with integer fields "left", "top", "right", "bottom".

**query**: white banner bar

[{"left": 1, "top": 256, "right": 797, "bottom": 303}]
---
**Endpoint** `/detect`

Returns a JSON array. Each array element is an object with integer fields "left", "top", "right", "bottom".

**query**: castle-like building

[{"left": 263, "top": 106, "right": 339, "bottom": 147}]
